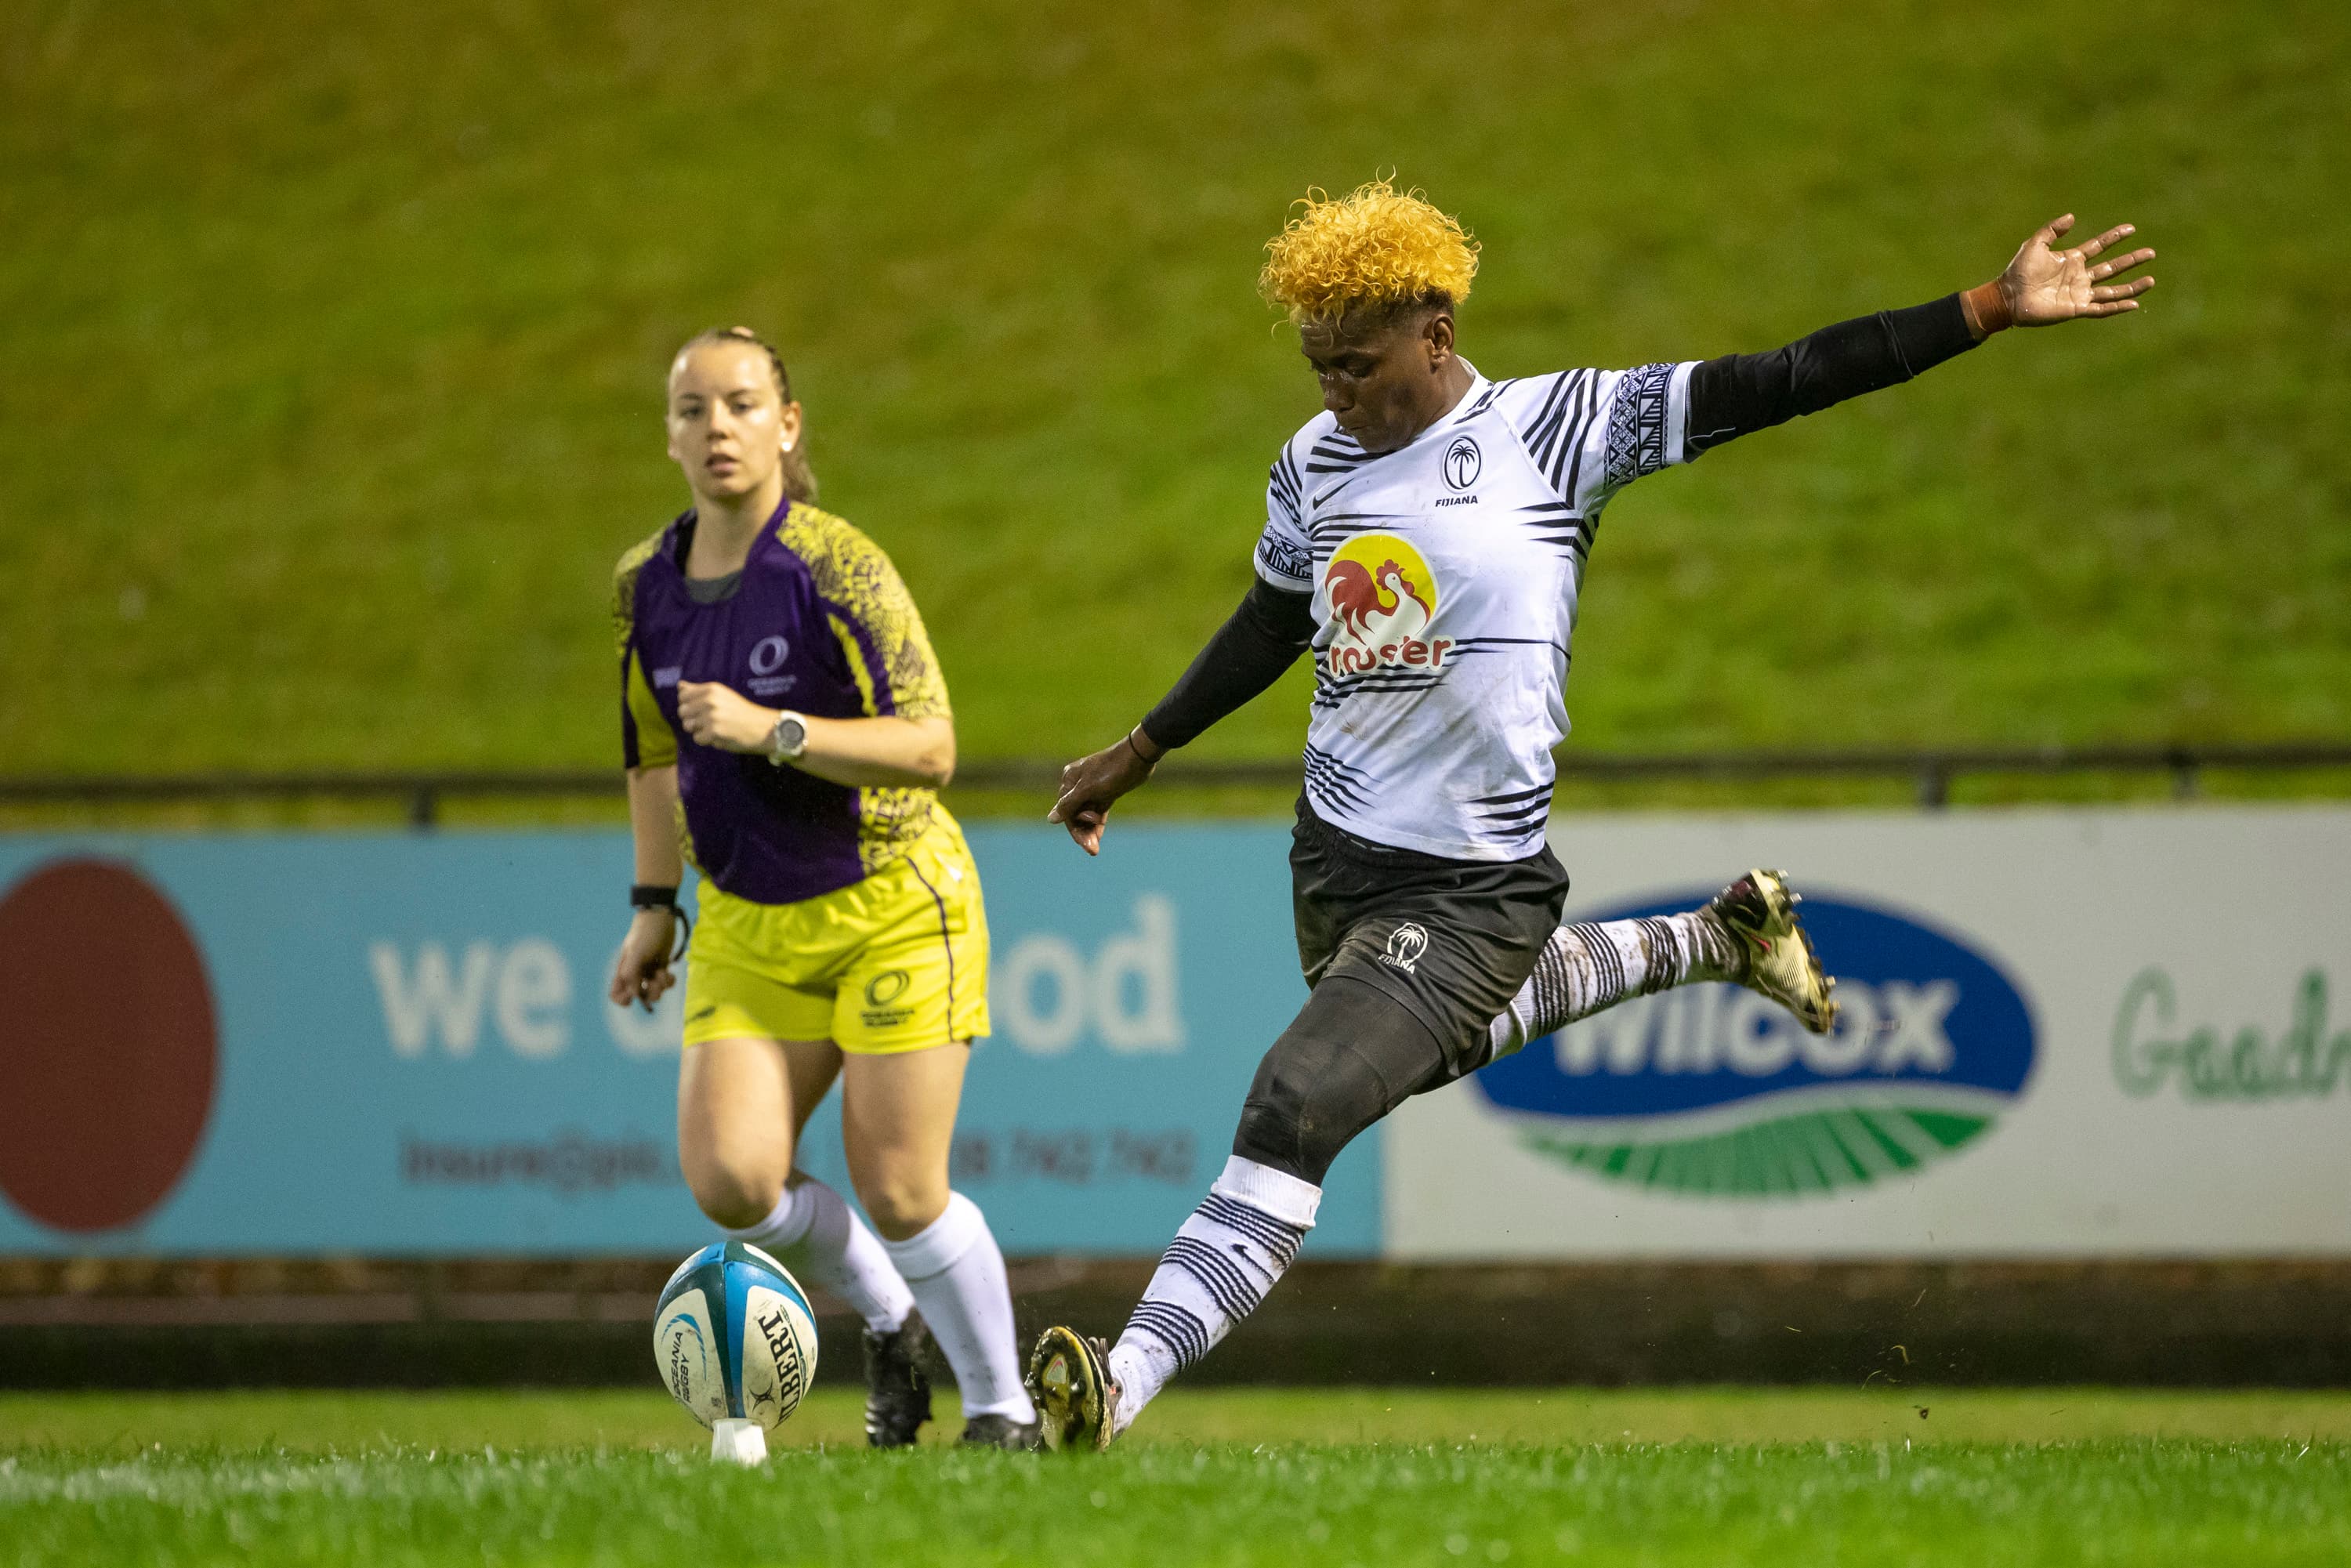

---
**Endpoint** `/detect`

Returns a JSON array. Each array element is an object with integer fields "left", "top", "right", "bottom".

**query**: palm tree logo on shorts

[{"left": 1380, "top": 922, "right": 1429, "bottom": 976}]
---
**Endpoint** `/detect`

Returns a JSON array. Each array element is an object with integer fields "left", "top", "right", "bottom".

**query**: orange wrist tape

[{"left": 1961, "top": 280, "right": 2012, "bottom": 338}]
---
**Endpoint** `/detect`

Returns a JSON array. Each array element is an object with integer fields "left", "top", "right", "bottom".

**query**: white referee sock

[
  {"left": 879, "top": 1193, "right": 1036, "bottom": 1422},
  {"left": 726, "top": 1176, "right": 913, "bottom": 1334},
  {"left": 1107, "top": 1156, "right": 1317, "bottom": 1436},
  {"left": 1487, "top": 910, "right": 1744, "bottom": 1059}
]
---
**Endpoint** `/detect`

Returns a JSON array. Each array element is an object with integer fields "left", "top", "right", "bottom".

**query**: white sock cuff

[
  {"left": 795, "top": 1177, "right": 855, "bottom": 1257},
  {"left": 723, "top": 1181, "right": 813, "bottom": 1250},
  {"left": 878, "top": 1190, "right": 988, "bottom": 1281},
  {"left": 1105, "top": 1339, "right": 1163, "bottom": 1436},
  {"left": 1208, "top": 1155, "right": 1321, "bottom": 1229},
  {"left": 1489, "top": 999, "right": 1531, "bottom": 1062}
]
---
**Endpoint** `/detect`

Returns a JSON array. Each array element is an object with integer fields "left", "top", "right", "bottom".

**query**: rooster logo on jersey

[{"left": 1324, "top": 534, "right": 1454, "bottom": 676}]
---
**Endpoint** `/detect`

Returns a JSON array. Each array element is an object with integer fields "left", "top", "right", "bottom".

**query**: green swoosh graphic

[{"left": 1517, "top": 1105, "right": 1991, "bottom": 1196}]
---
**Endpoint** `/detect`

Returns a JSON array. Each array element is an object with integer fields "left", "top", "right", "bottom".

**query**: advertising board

[
  {"left": 1386, "top": 806, "right": 2351, "bottom": 1258},
  {"left": 5, "top": 806, "right": 2346, "bottom": 1262},
  {"left": 0, "top": 825, "right": 1373, "bottom": 1258}
]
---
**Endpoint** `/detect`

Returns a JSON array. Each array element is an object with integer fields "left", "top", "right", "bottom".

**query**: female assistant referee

[
  {"left": 1027, "top": 183, "right": 2154, "bottom": 1450},
  {"left": 608, "top": 327, "right": 1038, "bottom": 1449}
]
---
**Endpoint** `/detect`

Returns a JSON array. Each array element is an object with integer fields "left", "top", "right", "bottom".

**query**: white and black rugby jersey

[{"left": 1253, "top": 360, "right": 1700, "bottom": 861}]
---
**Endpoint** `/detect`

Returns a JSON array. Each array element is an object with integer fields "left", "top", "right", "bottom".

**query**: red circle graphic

[{"left": 0, "top": 859, "right": 218, "bottom": 1233}]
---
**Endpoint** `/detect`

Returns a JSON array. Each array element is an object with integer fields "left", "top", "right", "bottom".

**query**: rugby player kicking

[{"left": 1027, "top": 182, "right": 2153, "bottom": 1450}]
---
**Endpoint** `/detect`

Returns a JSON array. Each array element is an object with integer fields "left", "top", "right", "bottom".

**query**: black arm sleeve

[
  {"left": 1139, "top": 577, "right": 1317, "bottom": 751},
  {"left": 1684, "top": 293, "right": 1979, "bottom": 458}
]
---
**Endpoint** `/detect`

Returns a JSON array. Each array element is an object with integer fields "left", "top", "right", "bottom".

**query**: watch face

[{"left": 772, "top": 715, "right": 806, "bottom": 758}]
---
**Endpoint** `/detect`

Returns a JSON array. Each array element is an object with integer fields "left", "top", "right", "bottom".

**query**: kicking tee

[
  {"left": 614, "top": 499, "right": 951, "bottom": 905},
  {"left": 1253, "top": 360, "right": 1699, "bottom": 861}
]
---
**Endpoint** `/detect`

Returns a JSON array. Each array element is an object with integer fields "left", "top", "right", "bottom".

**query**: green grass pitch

[
  {"left": 6, "top": 1389, "right": 2349, "bottom": 1566},
  {"left": 5, "top": 2, "right": 2347, "bottom": 780}
]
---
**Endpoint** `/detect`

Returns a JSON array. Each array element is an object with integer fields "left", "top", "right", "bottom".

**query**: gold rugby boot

[
  {"left": 1025, "top": 1325, "right": 1115, "bottom": 1453},
  {"left": 1709, "top": 868, "right": 1839, "bottom": 1034}
]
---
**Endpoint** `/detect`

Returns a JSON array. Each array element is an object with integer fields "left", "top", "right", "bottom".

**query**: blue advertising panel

[
  {"left": 0, "top": 825, "right": 1376, "bottom": 1258},
  {"left": 1472, "top": 889, "right": 2038, "bottom": 1197}
]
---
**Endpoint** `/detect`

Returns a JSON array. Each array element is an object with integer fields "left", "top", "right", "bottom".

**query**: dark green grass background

[
  {"left": 2, "top": 0, "right": 2345, "bottom": 779},
  {"left": 6, "top": 1391, "right": 2349, "bottom": 1566}
]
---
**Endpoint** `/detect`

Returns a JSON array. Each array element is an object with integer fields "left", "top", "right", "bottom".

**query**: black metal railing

[{"left": 2, "top": 742, "right": 2347, "bottom": 827}]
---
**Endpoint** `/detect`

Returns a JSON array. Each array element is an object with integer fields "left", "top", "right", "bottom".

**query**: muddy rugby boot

[
  {"left": 1026, "top": 1326, "right": 1115, "bottom": 1453},
  {"left": 1710, "top": 868, "right": 1839, "bottom": 1034}
]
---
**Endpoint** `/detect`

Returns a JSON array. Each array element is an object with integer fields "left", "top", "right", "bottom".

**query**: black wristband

[{"left": 629, "top": 885, "right": 691, "bottom": 963}]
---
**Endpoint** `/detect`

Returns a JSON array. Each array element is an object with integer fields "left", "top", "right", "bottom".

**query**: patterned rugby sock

[
  {"left": 726, "top": 1175, "right": 915, "bottom": 1334},
  {"left": 1487, "top": 908, "right": 1745, "bottom": 1058},
  {"left": 1106, "top": 1156, "right": 1317, "bottom": 1436},
  {"left": 878, "top": 1193, "right": 1037, "bottom": 1422}
]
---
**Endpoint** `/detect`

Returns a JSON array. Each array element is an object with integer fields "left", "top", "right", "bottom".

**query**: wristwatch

[{"left": 766, "top": 711, "right": 809, "bottom": 765}]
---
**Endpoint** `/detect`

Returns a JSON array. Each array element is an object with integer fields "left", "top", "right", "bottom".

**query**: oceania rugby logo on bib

[
  {"left": 1473, "top": 892, "right": 2037, "bottom": 1197},
  {"left": 1324, "top": 534, "right": 1451, "bottom": 676},
  {"left": 747, "top": 635, "right": 797, "bottom": 697}
]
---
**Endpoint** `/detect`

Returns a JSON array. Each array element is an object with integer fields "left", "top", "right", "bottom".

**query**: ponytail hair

[{"left": 680, "top": 325, "right": 820, "bottom": 503}]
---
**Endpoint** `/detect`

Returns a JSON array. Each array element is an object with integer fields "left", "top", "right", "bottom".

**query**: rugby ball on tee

[{"left": 654, "top": 1241, "right": 820, "bottom": 1432}]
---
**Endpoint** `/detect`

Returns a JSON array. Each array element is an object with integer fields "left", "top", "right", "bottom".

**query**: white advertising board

[{"left": 1383, "top": 806, "right": 2351, "bottom": 1259}]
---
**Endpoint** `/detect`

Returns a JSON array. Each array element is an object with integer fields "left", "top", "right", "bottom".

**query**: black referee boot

[{"left": 862, "top": 1313, "right": 935, "bottom": 1448}]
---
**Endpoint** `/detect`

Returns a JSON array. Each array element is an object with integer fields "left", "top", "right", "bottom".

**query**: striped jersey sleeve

[
  {"left": 1491, "top": 361, "right": 1701, "bottom": 516},
  {"left": 1251, "top": 430, "right": 1317, "bottom": 590},
  {"left": 611, "top": 530, "right": 676, "bottom": 770},
  {"left": 780, "top": 508, "right": 952, "bottom": 722}
]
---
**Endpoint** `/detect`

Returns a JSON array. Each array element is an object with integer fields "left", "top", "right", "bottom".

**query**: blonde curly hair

[{"left": 1258, "top": 179, "right": 1480, "bottom": 324}]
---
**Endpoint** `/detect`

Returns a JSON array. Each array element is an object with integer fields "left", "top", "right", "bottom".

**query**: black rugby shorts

[{"left": 1288, "top": 797, "right": 1569, "bottom": 1077}]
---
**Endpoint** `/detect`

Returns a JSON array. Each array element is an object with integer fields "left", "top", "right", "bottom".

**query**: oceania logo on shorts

[
  {"left": 1379, "top": 922, "right": 1429, "bottom": 976},
  {"left": 1471, "top": 892, "right": 2036, "bottom": 1199},
  {"left": 860, "top": 969, "right": 915, "bottom": 1030}
]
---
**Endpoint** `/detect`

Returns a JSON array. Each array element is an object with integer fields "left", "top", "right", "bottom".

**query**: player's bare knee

[
  {"left": 851, "top": 1170, "right": 948, "bottom": 1241},
  {"left": 686, "top": 1159, "right": 784, "bottom": 1231},
  {"left": 860, "top": 1186, "right": 947, "bottom": 1242}
]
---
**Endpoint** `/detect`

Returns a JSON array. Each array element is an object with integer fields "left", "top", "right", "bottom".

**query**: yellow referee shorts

[{"left": 681, "top": 811, "right": 991, "bottom": 1054}]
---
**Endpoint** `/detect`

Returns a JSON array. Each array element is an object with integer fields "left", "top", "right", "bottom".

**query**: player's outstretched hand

[
  {"left": 608, "top": 908, "right": 678, "bottom": 1012},
  {"left": 1047, "top": 730, "right": 1161, "bottom": 856},
  {"left": 1997, "top": 215, "right": 2156, "bottom": 326},
  {"left": 676, "top": 681, "right": 777, "bottom": 752}
]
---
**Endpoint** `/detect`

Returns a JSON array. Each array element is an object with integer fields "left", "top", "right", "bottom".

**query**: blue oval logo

[{"left": 1472, "top": 891, "right": 2037, "bottom": 1197}]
